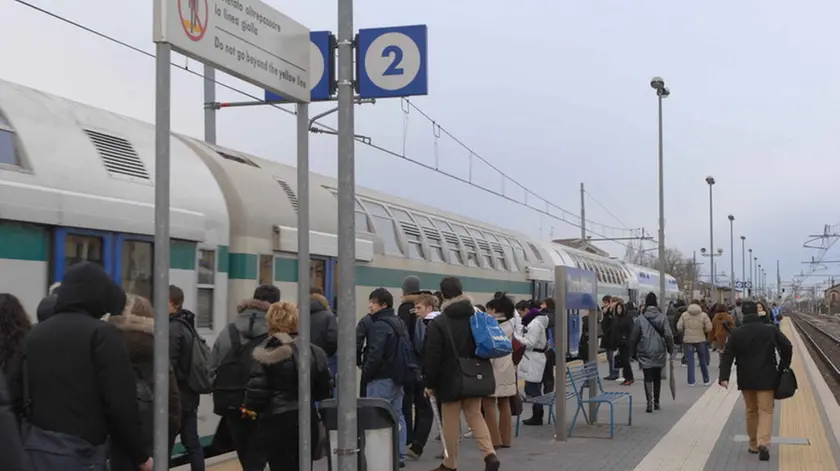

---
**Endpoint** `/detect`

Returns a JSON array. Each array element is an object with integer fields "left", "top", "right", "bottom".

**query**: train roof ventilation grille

[
  {"left": 276, "top": 179, "right": 299, "bottom": 213},
  {"left": 84, "top": 129, "right": 149, "bottom": 180},
  {"left": 219, "top": 150, "right": 260, "bottom": 168}
]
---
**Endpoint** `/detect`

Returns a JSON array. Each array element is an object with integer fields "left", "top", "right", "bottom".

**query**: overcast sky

[{"left": 2, "top": 0, "right": 838, "bottom": 291}]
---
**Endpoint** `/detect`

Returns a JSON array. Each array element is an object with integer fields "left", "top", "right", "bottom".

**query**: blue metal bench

[
  {"left": 567, "top": 361, "right": 632, "bottom": 438},
  {"left": 514, "top": 374, "right": 587, "bottom": 437}
]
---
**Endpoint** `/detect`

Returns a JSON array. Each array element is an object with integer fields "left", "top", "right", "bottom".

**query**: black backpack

[
  {"left": 213, "top": 320, "right": 268, "bottom": 415},
  {"left": 377, "top": 317, "right": 421, "bottom": 386}
]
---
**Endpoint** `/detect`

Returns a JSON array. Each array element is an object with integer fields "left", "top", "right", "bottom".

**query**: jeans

[
  {"left": 606, "top": 349, "right": 619, "bottom": 377},
  {"left": 366, "top": 378, "right": 406, "bottom": 460},
  {"left": 683, "top": 342, "right": 710, "bottom": 385},
  {"left": 524, "top": 381, "right": 545, "bottom": 417},
  {"left": 177, "top": 401, "right": 205, "bottom": 471}
]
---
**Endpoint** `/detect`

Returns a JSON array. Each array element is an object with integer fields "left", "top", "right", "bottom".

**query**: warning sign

[{"left": 178, "top": 0, "right": 208, "bottom": 42}]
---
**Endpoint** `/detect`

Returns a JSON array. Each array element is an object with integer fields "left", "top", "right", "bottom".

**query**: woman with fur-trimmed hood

[
  {"left": 243, "top": 300, "right": 332, "bottom": 470},
  {"left": 108, "top": 295, "right": 181, "bottom": 470}
]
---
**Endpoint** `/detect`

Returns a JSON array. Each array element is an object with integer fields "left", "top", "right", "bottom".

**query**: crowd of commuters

[{"left": 0, "top": 261, "right": 796, "bottom": 469}]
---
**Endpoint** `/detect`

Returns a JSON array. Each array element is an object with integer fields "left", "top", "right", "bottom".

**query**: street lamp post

[
  {"left": 706, "top": 176, "right": 716, "bottom": 294},
  {"left": 749, "top": 250, "right": 753, "bottom": 297},
  {"left": 650, "top": 76, "right": 670, "bottom": 306},
  {"left": 740, "top": 236, "right": 746, "bottom": 295},
  {"left": 728, "top": 215, "right": 735, "bottom": 300},
  {"left": 758, "top": 264, "right": 762, "bottom": 298}
]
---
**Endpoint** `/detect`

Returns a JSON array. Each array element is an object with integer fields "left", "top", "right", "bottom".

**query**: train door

[
  {"left": 53, "top": 228, "right": 115, "bottom": 283},
  {"left": 311, "top": 256, "right": 337, "bottom": 310}
]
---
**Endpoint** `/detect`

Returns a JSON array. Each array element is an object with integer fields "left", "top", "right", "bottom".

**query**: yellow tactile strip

[{"left": 779, "top": 318, "right": 838, "bottom": 471}]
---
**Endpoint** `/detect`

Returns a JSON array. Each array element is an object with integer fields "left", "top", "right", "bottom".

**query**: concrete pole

[{"left": 657, "top": 95, "right": 666, "bottom": 308}]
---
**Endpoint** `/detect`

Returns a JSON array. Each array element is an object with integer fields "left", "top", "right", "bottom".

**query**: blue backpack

[{"left": 470, "top": 309, "right": 513, "bottom": 359}]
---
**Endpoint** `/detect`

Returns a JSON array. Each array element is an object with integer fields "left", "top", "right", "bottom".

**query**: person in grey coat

[{"left": 629, "top": 292, "right": 674, "bottom": 413}]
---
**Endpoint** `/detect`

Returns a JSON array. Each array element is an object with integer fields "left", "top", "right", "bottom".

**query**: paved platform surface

[{"left": 200, "top": 319, "right": 840, "bottom": 470}]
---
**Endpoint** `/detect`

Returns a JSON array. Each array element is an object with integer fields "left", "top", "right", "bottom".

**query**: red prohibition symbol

[{"left": 178, "top": 0, "right": 209, "bottom": 42}]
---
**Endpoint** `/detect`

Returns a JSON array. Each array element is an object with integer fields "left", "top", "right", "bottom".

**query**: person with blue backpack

[{"left": 423, "top": 277, "right": 500, "bottom": 471}]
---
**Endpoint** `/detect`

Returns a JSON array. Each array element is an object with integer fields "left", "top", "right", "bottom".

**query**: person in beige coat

[
  {"left": 677, "top": 302, "right": 713, "bottom": 386},
  {"left": 481, "top": 295, "right": 517, "bottom": 448}
]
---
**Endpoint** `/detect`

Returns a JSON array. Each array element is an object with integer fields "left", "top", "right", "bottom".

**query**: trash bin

[{"left": 319, "top": 397, "right": 399, "bottom": 471}]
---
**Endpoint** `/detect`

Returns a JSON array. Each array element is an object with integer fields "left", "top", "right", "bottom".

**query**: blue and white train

[{"left": 0, "top": 78, "right": 680, "bottom": 445}]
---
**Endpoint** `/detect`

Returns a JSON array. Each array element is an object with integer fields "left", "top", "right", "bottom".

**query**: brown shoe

[{"left": 484, "top": 453, "right": 501, "bottom": 471}]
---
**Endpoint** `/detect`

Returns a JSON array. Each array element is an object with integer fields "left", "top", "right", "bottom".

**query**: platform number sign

[{"left": 357, "top": 25, "right": 428, "bottom": 99}]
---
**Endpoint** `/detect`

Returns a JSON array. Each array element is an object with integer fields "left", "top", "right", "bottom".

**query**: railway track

[{"left": 791, "top": 313, "right": 840, "bottom": 403}]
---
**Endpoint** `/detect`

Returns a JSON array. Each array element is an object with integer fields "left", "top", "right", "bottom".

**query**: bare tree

[{"left": 624, "top": 246, "right": 701, "bottom": 293}]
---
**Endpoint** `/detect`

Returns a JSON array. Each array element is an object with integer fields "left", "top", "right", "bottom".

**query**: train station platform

[{"left": 198, "top": 318, "right": 840, "bottom": 471}]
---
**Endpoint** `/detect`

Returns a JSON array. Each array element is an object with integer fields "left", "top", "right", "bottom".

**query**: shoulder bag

[{"left": 441, "top": 317, "right": 495, "bottom": 398}]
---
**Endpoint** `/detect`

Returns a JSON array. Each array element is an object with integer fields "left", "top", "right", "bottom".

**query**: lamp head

[
  {"left": 741, "top": 236, "right": 745, "bottom": 241},
  {"left": 717, "top": 248, "right": 724, "bottom": 255},
  {"left": 728, "top": 215, "right": 734, "bottom": 222},
  {"left": 706, "top": 176, "right": 716, "bottom": 185},
  {"left": 650, "top": 76, "right": 665, "bottom": 90},
  {"left": 701, "top": 248, "right": 707, "bottom": 254}
]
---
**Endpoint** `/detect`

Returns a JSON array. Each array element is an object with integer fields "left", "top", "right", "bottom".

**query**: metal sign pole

[
  {"left": 297, "top": 102, "right": 312, "bottom": 471},
  {"left": 337, "top": 0, "right": 358, "bottom": 469},
  {"left": 152, "top": 41, "right": 172, "bottom": 471},
  {"left": 203, "top": 65, "right": 216, "bottom": 144},
  {"left": 554, "top": 266, "right": 568, "bottom": 441},
  {"left": 588, "top": 306, "right": 598, "bottom": 422}
]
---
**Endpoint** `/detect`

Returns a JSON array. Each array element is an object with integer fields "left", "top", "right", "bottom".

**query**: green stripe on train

[
  {"left": 273, "top": 257, "right": 531, "bottom": 294},
  {"left": 0, "top": 222, "right": 48, "bottom": 261}
]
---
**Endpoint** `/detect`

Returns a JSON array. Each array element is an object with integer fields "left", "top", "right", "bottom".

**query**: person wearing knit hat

[
  {"left": 644, "top": 292, "right": 658, "bottom": 309},
  {"left": 630, "top": 292, "right": 674, "bottom": 413}
]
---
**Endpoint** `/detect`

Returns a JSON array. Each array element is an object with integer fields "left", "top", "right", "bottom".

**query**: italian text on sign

[{"left": 154, "top": 0, "right": 311, "bottom": 102}]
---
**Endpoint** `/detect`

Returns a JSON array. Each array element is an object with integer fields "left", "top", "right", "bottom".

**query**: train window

[
  {"left": 432, "top": 219, "right": 463, "bottom": 265},
  {"left": 259, "top": 255, "right": 273, "bottom": 285},
  {"left": 196, "top": 248, "right": 216, "bottom": 330},
  {"left": 0, "top": 111, "right": 20, "bottom": 167},
  {"left": 451, "top": 224, "right": 479, "bottom": 267},
  {"left": 121, "top": 240, "right": 153, "bottom": 300},
  {"left": 365, "top": 202, "right": 403, "bottom": 256},
  {"left": 527, "top": 242, "right": 544, "bottom": 262},
  {"left": 311, "top": 259, "right": 326, "bottom": 294},
  {"left": 354, "top": 199, "right": 371, "bottom": 232},
  {"left": 196, "top": 288, "right": 214, "bottom": 329},
  {"left": 64, "top": 235, "right": 104, "bottom": 273},
  {"left": 495, "top": 235, "right": 519, "bottom": 272},
  {"left": 198, "top": 249, "right": 216, "bottom": 285},
  {"left": 388, "top": 208, "right": 425, "bottom": 260},
  {"left": 413, "top": 214, "right": 444, "bottom": 263},
  {"left": 510, "top": 239, "right": 529, "bottom": 263}
]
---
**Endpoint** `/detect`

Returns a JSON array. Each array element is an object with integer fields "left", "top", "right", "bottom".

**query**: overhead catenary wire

[{"left": 12, "top": 0, "right": 646, "bottom": 250}]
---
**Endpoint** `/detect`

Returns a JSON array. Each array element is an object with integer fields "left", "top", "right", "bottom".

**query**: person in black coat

[
  {"left": 0, "top": 373, "right": 26, "bottom": 471},
  {"left": 612, "top": 301, "right": 636, "bottom": 385},
  {"left": 423, "top": 277, "right": 499, "bottom": 471},
  {"left": 243, "top": 300, "right": 332, "bottom": 471},
  {"left": 719, "top": 301, "right": 793, "bottom": 462},
  {"left": 600, "top": 298, "right": 619, "bottom": 380},
  {"left": 7, "top": 262, "right": 151, "bottom": 471}
]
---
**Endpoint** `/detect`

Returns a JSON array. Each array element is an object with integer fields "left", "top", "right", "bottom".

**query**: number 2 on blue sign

[{"left": 382, "top": 45, "right": 404, "bottom": 76}]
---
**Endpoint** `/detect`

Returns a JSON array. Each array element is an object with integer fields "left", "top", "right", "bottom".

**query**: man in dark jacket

[
  {"left": 0, "top": 373, "right": 26, "bottom": 471},
  {"left": 309, "top": 293, "right": 338, "bottom": 367},
  {"left": 168, "top": 285, "right": 205, "bottom": 471},
  {"left": 719, "top": 301, "right": 793, "bottom": 462},
  {"left": 362, "top": 288, "right": 408, "bottom": 464},
  {"left": 208, "top": 284, "right": 278, "bottom": 469},
  {"left": 395, "top": 275, "right": 433, "bottom": 450},
  {"left": 8, "top": 262, "right": 152, "bottom": 471},
  {"left": 423, "top": 277, "right": 499, "bottom": 471}
]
